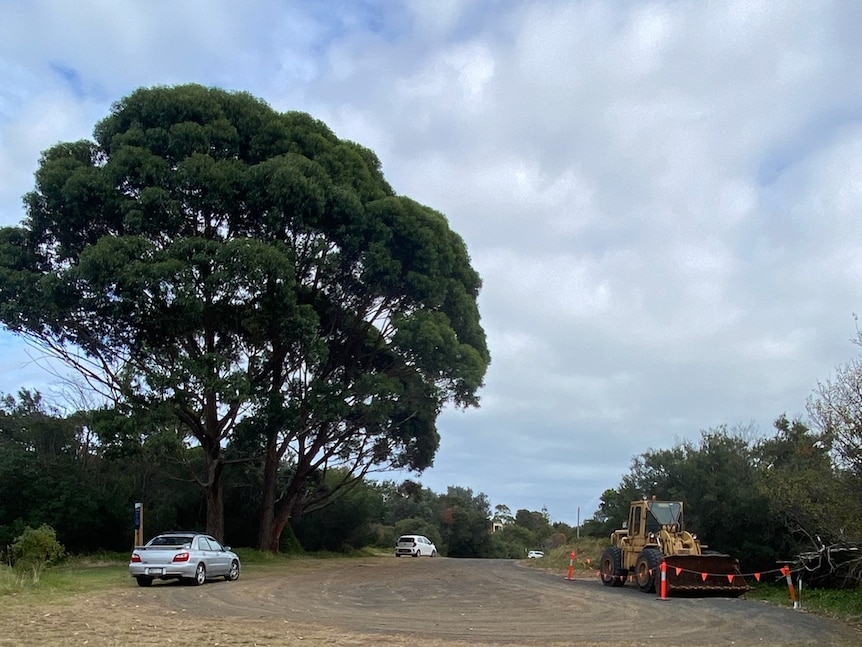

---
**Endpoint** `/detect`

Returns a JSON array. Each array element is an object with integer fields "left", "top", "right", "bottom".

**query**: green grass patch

[
  {"left": 231, "top": 547, "right": 300, "bottom": 564},
  {"left": 231, "top": 545, "right": 385, "bottom": 565},
  {"left": 0, "top": 560, "right": 128, "bottom": 601},
  {"left": 523, "top": 538, "right": 607, "bottom": 573},
  {"left": 745, "top": 581, "right": 862, "bottom": 627},
  {"left": 0, "top": 546, "right": 395, "bottom": 599}
]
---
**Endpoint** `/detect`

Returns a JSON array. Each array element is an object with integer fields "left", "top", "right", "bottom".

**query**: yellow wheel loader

[{"left": 599, "top": 499, "right": 748, "bottom": 596}]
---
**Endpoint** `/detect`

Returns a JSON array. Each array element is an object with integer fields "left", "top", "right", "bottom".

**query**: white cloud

[{"left": 0, "top": 89, "right": 99, "bottom": 225}]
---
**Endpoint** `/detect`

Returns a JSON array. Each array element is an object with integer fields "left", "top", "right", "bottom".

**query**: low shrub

[{"left": 10, "top": 525, "right": 65, "bottom": 583}]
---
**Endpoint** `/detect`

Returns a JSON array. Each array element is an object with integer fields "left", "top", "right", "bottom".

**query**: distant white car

[
  {"left": 395, "top": 534, "right": 438, "bottom": 557},
  {"left": 527, "top": 550, "right": 544, "bottom": 559}
]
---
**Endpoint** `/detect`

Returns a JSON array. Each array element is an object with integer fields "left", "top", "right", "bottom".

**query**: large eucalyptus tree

[{"left": 0, "top": 84, "right": 489, "bottom": 546}]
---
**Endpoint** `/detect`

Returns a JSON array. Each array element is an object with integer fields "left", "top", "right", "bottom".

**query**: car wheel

[
  {"left": 412, "top": 551, "right": 419, "bottom": 557},
  {"left": 600, "top": 547, "right": 626, "bottom": 587},
  {"left": 431, "top": 550, "right": 437, "bottom": 557},
  {"left": 193, "top": 562, "right": 206, "bottom": 586},
  {"left": 225, "top": 560, "right": 240, "bottom": 582},
  {"left": 136, "top": 576, "right": 153, "bottom": 587}
]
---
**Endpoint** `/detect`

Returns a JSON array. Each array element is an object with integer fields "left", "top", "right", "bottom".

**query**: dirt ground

[{"left": 1, "top": 556, "right": 860, "bottom": 647}]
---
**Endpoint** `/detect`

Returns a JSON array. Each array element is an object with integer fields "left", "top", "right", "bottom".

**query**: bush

[{"left": 10, "top": 525, "right": 65, "bottom": 583}]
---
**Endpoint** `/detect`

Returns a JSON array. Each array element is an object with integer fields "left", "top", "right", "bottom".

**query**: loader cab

[
  {"left": 628, "top": 504, "right": 643, "bottom": 537},
  {"left": 645, "top": 500, "right": 683, "bottom": 533},
  {"left": 627, "top": 500, "right": 685, "bottom": 539}
]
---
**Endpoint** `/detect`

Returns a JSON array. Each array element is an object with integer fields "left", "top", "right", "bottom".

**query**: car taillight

[
  {"left": 172, "top": 551, "right": 190, "bottom": 562},
  {"left": 130, "top": 553, "right": 142, "bottom": 563}
]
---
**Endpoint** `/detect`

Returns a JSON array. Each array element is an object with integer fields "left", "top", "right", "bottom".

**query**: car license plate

[{"left": 145, "top": 568, "right": 164, "bottom": 575}]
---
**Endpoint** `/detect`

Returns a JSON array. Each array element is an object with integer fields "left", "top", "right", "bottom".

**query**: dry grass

[{"left": 0, "top": 588, "right": 408, "bottom": 647}]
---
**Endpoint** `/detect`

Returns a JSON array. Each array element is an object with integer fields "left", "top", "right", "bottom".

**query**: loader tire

[
  {"left": 600, "top": 547, "right": 626, "bottom": 587},
  {"left": 635, "top": 548, "right": 662, "bottom": 593}
]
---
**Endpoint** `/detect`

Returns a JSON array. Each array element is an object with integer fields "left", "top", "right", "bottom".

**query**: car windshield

[
  {"left": 647, "top": 501, "right": 682, "bottom": 526},
  {"left": 149, "top": 535, "right": 192, "bottom": 547}
]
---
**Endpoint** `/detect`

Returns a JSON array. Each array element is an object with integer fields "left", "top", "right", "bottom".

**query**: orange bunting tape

[{"left": 701, "top": 572, "right": 709, "bottom": 581}]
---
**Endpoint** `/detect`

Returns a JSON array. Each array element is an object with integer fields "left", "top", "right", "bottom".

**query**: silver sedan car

[{"left": 129, "top": 532, "right": 241, "bottom": 587}]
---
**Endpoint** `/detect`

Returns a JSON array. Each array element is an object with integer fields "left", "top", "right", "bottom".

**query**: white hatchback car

[
  {"left": 527, "top": 550, "right": 544, "bottom": 559},
  {"left": 395, "top": 534, "right": 438, "bottom": 557}
]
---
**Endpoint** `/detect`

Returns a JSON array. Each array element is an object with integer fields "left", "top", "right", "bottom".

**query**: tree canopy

[{"left": 0, "top": 84, "right": 490, "bottom": 546}]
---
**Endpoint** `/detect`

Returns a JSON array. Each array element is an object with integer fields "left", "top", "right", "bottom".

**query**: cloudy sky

[{"left": 2, "top": 1, "right": 861, "bottom": 525}]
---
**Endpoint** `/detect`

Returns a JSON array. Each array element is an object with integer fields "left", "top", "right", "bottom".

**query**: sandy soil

[{"left": 1, "top": 557, "right": 859, "bottom": 646}]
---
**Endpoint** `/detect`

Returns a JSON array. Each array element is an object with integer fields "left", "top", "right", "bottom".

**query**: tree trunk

[
  {"left": 256, "top": 435, "right": 279, "bottom": 551},
  {"left": 256, "top": 428, "right": 305, "bottom": 552},
  {"left": 269, "top": 512, "right": 291, "bottom": 553},
  {"left": 258, "top": 437, "right": 302, "bottom": 552},
  {"left": 204, "top": 455, "right": 225, "bottom": 541},
  {"left": 268, "top": 493, "right": 297, "bottom": 552}
]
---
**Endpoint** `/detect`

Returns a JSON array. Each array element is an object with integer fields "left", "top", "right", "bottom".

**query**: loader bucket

[{"left": 662, "top": 554, "right": 750, "bottom": 597}]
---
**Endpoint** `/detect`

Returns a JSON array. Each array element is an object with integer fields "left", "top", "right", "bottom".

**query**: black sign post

[{"left": 133, "top": 502, "right": 143, "bottom": 547}]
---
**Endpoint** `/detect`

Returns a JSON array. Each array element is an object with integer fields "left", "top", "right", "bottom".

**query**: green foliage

[
  {"left": 746, "top": 582, "right": 862, "bottom": 626},
  {"left": 437, "top": 486, "right": 492, "bottom": 558},
  {"left": 277, "top": 523, "right": 303, "bottom": 555},
  {"left": 10, "top": 525, "right": 64, "bottom": 582},
  {"left": 802, "top": 360, "right": 862, "bottom": 541},
  {"left": 586, "top": 414, "right": 860, "bottom": 584},
  {"left": 808, "top": 352, "right": 862, "bottom": 478},
  {"left": 514, "top": 508, "right": 553, "bottom": 543},
  {"left": 754, "top": 416, "right": 846, "bottom": 552},
  {"left": 492, "top": 504, "right": 514, "bottom": 525},
  {"left": 583, "top": 485, "right": 641, "bottom": 539},
  {"left": 292, "top": 475, "right": 385, "bottom": 552},
  {"left": 0, "top": 392, "right": 133, "bottom": 553},
  {"left": 0, "top": 83, "right": 489, "bottom": 546},
  {"left": 595, "top": 425, "right": 790, "bottom": 571},
  {"left": 488, "top": 523, "right": 536, "bottom": 558},
  {"left": 379, "top": 479, "right": 438, "bottom": 526}
]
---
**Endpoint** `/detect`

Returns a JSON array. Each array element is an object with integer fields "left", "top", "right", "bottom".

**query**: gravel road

[{"left": 2, "top": 556, "right": 859, "bottom": 646}]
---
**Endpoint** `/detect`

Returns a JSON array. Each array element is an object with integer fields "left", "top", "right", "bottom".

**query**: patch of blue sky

[
  {"left": 50, "top": 61, "right": 85, "bottom": 99},
  {"left": 444, "top": 0, "right": 508, "bottom": 43},
  {"left": 305, "top": 0, "right": 410, "bottom": 47},
  {"left": 0, "top": 60, "right": 36, "bottom": 121},
  {"left": 48, "top": 61, "right": 111, "bottom": 105},
  {"left": 756, "top": 105, "right": 862, "bottom": 187}
]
